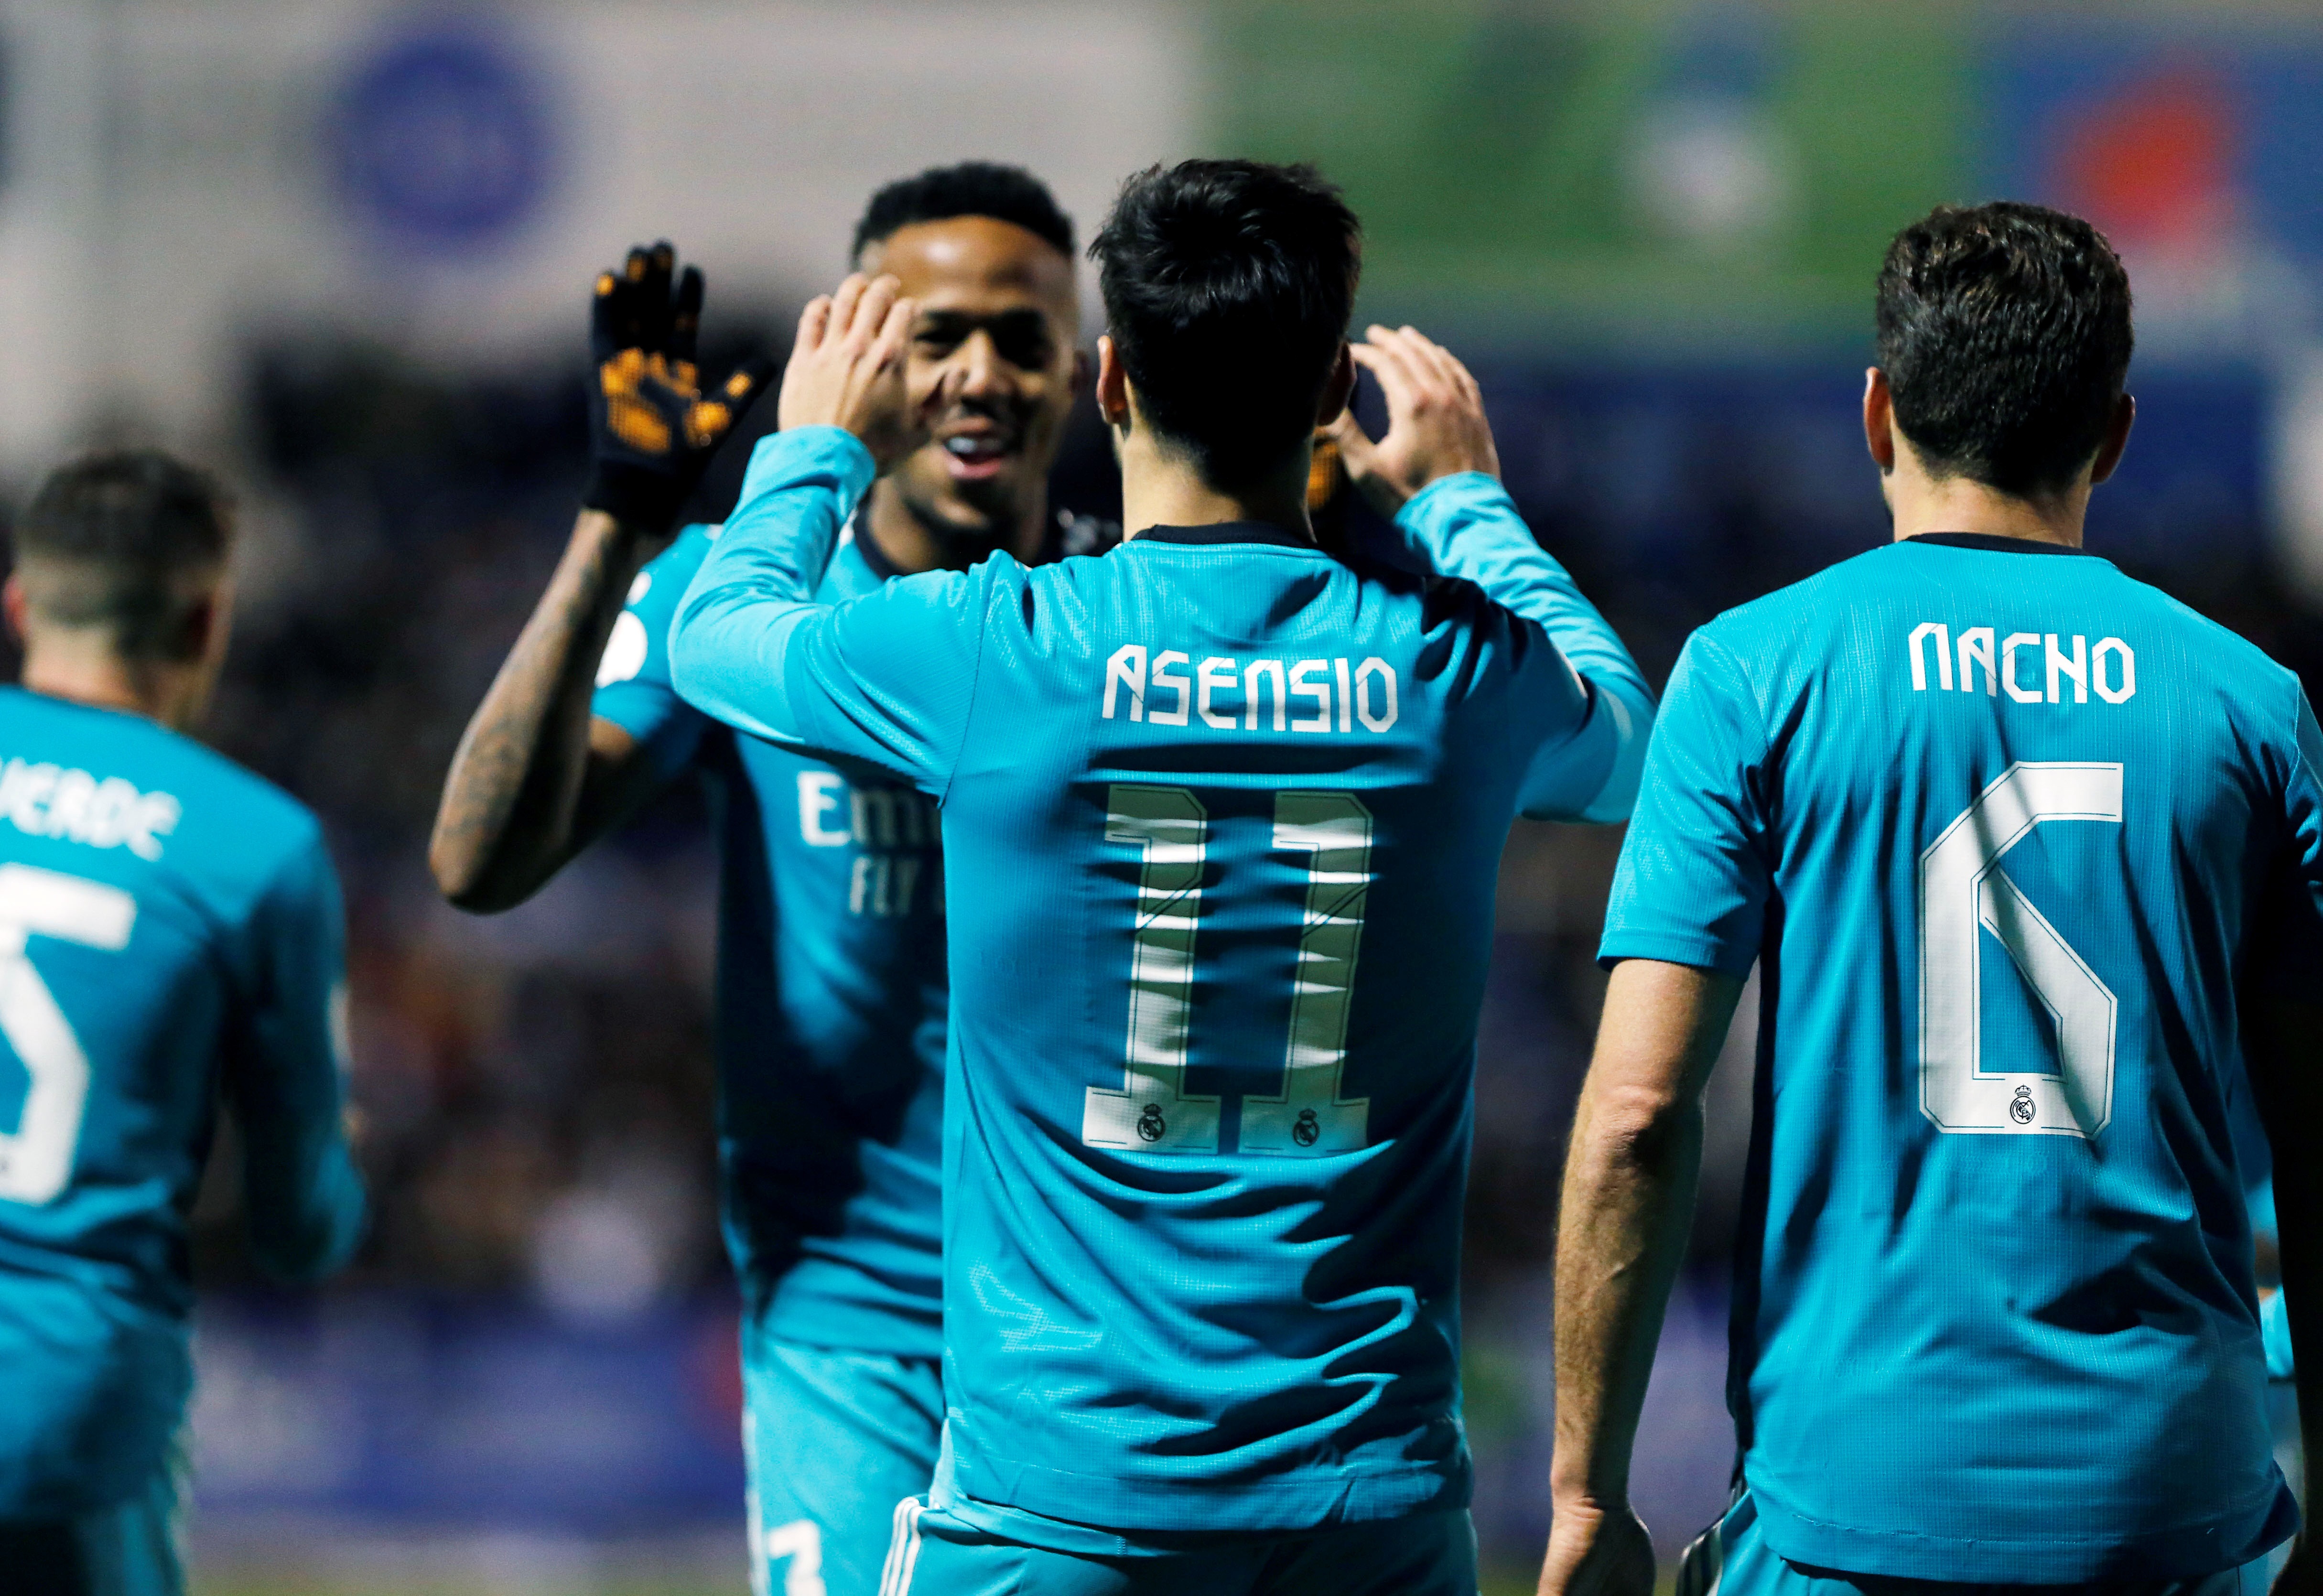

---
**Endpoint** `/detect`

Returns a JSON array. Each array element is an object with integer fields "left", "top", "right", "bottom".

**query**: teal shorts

[
  {"left": 1678, "top": 1488, "right": 2272, "bottom": 1596},
  {"left": 742, "top": 1331, "right": 944, "bottom": 1596},
  {"left": 877, "top": 1498, "right": 1477, "bottom": 1596},
  {"left": 0, "top": 1451, "right": 184, "bottom": 1596}
]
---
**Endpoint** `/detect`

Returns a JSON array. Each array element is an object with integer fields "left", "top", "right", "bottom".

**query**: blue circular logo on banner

[{"left": 333, "top": 25, "right": 556, "bottom": 247}]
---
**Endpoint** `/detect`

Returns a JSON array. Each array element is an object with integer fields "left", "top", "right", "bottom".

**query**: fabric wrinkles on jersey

[
  {"left": 1600, "top": 538, "right": 2312, "bottom": 1581},
  {"left": 594, "top": 523, "right": 947, "bottom": 1358},
  {"left": 668, "top": 428, "right": 1652, "bottom": 1538},
  {"left": 0, "top": 689, "right": 363, "bottom": 1517}
]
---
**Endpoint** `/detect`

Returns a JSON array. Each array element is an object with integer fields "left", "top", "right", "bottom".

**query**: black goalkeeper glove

[{"left": 581, "top": 240, "right": 775, "bottom": 530}]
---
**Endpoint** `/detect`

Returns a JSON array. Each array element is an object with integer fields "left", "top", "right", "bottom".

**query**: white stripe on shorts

[{"left": 878, "top": 1497, "right": 926, "bottom": 1596}]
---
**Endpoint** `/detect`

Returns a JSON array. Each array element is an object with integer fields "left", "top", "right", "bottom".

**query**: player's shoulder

[
  {"left": 1696, "top": 544, "right": 1917, "bottom": 647},
  {"left": 2111, "top": 568, "right": 2299, "bottom": 700},
  {"left": 0, "top": 687, "right": 324, "bottom": 880},
  {"left": 1003, "top": 508, "right": 1124, "bottom": 601},
  {"left": 1694, "top": 538, "right": 2301, "bottom": 720},
  {"left": 631, "top": 522, "right": 718, "bottom": 608},
  {"left": 597, "top": 523, "right": 719, "bottom": 700},
  {"left": 1050, "top": 507, "right": 1124, "bottom": 561}
]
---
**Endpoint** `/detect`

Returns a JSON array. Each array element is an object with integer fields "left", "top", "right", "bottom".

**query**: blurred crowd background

[{"left": 0, "top": 0, "right": 2317, "bottom": 1590}]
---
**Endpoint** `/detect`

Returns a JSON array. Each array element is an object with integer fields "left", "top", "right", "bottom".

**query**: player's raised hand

[
  {"left": 1325, "top": 324, "right": 1502, "bottom": 517},
  {"left": 583, "top": 241, "right": 774, "bottom": 533},
  {"left": 777, "top": 273, "right": 935, "bottom": 475}
]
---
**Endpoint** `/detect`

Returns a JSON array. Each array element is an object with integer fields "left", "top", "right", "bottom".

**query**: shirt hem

[
  {"left": 949, "top": 1449, "right": 1469, "bottom": 1535},
  {"left": 1748, "top": 1470, "right": 2298, "bottom": 1583},
  {"left": 1596, "top": 931, "right": 1754, "bottom": 977}
]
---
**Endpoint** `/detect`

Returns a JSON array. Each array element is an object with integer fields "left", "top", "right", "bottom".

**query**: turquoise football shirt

[
  {"left": 594, "top": 504, "right": 1114, "bottom": 1355},
  {"left": 667, "top": 426, "right": 1652, "bottom": 1540},
  {"left": 595, "top": 523, "right": 948, "bottom": 1356},
  {"left": 1601, "top": 532, "right": 2314, "bottom": 1581},
  {"left": 0, "top": 688, "right": 363, "bottom": 1517}
]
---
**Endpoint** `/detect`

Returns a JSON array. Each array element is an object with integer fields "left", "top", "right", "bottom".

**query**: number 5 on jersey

[
  {"left": 0, "top": 864, "right": 138, "bottom": 1204},
  {"left": 1084, "top": 784, "right": 1371, "bottom": 1157}
]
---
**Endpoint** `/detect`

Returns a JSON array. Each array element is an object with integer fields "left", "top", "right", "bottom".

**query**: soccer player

[
  {"left": 667, "top": 159, "right": 1653, "bottom": 1595},
  {"left": 1540, "top": 201, "right": 2323, "bottom": 1596},
  {"left": 428, "top": 164, "right": 1103, "bottom": 1596},
  {"left": 0, "top": 451, "right": 365, "bottom": 1595}
]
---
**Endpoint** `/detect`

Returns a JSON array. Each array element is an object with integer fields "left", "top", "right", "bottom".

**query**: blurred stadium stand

[{"left": 0, "top": 0, "right": 2312, "bottom": 1589}]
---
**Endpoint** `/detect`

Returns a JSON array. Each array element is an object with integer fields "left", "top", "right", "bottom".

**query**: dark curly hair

[
  {"left": 852, "top": 161, "right": 1075, "bottom": 264},
  {"left": 1876, "top": 201, "right": 2134, "bottom": 497},
  {"left": 1091, "top": 159, "right": 1361, "bottom": 489}
]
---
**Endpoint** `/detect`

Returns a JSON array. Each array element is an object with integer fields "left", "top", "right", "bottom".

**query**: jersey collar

[
  {"left": 1905, "top": 531, "right": 2095, "bottom": 557},
  {"left": 1131, "top": 522, "right": 1318, "bottom": 550},
  {"left": 845, "top": 500, "right": 1121, "bottom": 577}
]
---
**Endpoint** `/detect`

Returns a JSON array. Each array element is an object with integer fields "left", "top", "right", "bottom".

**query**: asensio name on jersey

[
  {"left": 666, "top": 426, "right": 1653, "bottom": 1541},
  {"left": 1601, "top": 532, "right": 2317, "bottom": 1581}
]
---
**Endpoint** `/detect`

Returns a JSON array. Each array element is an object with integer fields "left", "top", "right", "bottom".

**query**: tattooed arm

[
  {"left": 429, "top": 509, "right": 672, "bottom": 912},
  {"left": 434, "top": 239, "right": 764, "bottom": 912}
]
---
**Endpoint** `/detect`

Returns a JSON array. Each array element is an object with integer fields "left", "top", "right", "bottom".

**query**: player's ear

[
  {"left": 1315, "top": 342, "right": 1356, "bottom": 427},
  {"left": 1863, "top": 367, "right": 1898, "bottom": 475},
  {"left": 2, "top": 574, "right": 25, "bottom": 647},
  {"left": 1095, "top": 335, "right": 1132, "bottom": 429},
  {"left": 2087, "top": 393, "right": 2136, "bottom": 486},
  {"left": 175, "top": 579, "right": 232, "bottom": 669}
]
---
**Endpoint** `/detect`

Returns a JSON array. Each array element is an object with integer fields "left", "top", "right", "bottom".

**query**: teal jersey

[
  {"left": 0, "top": 688, "right": 363, "bottom": 1517},
  {"left": 667, "top": 429, "right": 1653, "bottom": 1538},
  {"left": 1601, "top": 534, "right": 2315, "bottom": 1582},
  {"left": 595, "top": 522, "right": 948, "bottom": 1356}
]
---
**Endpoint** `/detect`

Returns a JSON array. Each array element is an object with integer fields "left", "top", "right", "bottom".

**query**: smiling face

[{"left": 858, "top": 215, "right": 1083, "bottom": 545}]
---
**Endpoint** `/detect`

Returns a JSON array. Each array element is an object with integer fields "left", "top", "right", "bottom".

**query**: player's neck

[
  {"left": 1117, "top": 434, "right": 1314, "bottom": 542},
  {"left": 864, "top": 481, "right": 1048, "bottom": 575},
  {"left": 19, "top": 640, "right": 207, "bottom": 732},
  {"left": 1884, "top": 456, "right": 2090, "bottom": 550}
]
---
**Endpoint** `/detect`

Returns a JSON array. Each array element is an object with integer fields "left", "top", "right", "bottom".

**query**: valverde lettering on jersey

[
  {"left": 1906, "top": 624, "right": 2136, "bottom": 705},
  {"left": 1102, "top": 645, "right": 1400, "bottom": 733},
  {"left": 0, "top": 759, "right": 182, "bottom": 859}
]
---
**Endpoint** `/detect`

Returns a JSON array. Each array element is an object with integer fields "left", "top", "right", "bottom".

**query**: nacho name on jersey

[
  {"left": 0, "top": 757, "right": 181, "bottom": 859},
  {"left": 1101, "top": 645, "right": 1401, "bottom": 733},
  {"left": 1907, "top": 623, "right": 2137, "bottom": 704}
]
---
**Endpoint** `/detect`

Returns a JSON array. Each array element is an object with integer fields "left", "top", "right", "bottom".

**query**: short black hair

[
  {"left": 1876, "top": 201, "right": 2134, "bottom": 497},
  {"left": 852, "top": 161, "right": 1076, "bottom": 263},
  {"left": 13, "top": 449, "right": 233, "bottom": 659},
  {"left": 1091, "top": 160, "right": 1360, "bottom": 489}
]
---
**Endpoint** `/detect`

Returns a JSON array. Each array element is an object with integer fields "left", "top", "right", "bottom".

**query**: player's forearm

[
  {"left": 431, "top": 509, "right": 655, "bottom": 909},
  {"left": 1395, "top": 474, "right": 1645, "bottom": 701},
  {"left": 1552, "top": 1078, "right": 1702, "bottom": 1510},
  {"left": 670, "top": 427, "right": 869, "bottom": 744},
  {"left": 245, "top": 1137, "right": 367, "bottom": 1282},
  {"left": 1550, "top": 961, "right": 1736, "bottom": 1516}
]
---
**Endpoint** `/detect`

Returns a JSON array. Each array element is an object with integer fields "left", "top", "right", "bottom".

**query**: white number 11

[{"left": 1083, "top": 785, "right": 1373, "bottom": 1157}]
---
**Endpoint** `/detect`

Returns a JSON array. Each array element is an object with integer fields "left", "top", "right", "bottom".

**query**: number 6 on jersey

[
  {"left": 1919, "top": 761, "right": 2121, "bottom": 1138},
  {"left": 1084, "top": 784, "right": 1373, "bottom": 1157}
]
